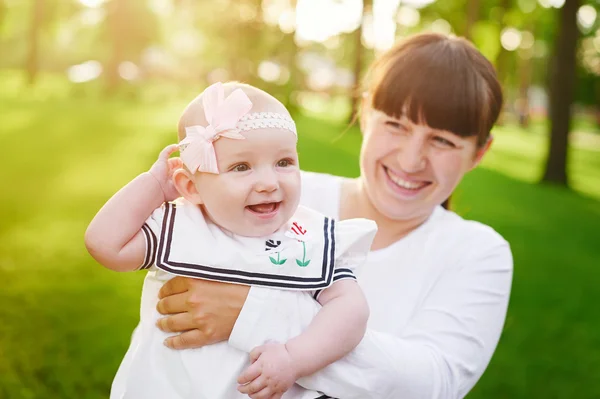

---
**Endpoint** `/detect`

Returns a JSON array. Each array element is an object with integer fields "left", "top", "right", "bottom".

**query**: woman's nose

[{"left": 398, "top": 136, "right": 427, "bottom": 173}]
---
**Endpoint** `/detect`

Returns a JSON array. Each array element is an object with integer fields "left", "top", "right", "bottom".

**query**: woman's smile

[{"left": 382, "top": 164, "right": 431, "bottom": 198}]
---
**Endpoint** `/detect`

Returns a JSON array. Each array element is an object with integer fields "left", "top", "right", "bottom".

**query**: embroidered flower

[
  {"left": 265, "top": 239, "right": 282, "bottom": 251},
  {"left": 287, "top": 222, "right": 310, "bottom": 267},
  {"left": 265, "top": 239, "right": 286, "bottom": 265}
]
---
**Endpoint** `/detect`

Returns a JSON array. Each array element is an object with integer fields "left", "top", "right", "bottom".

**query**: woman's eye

[
  {"left": 433, "top": 136, "right": 455, "bottom": 148},
  {"left": 277, "top": 159, "right": 292, "bottom": 167},
  {"left": 385, "top": 121, "right": 404, "bottom": 130},
  {"left": 385, "top": 121, "right": 408, "bottom": 134},
  {"left": 233, "top": 164, "right": 249, "bottom": 172}
]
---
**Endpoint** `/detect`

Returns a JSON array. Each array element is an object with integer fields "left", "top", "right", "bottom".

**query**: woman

[{"left": 153, "top": 33, "right": 512, "bottom": 399}]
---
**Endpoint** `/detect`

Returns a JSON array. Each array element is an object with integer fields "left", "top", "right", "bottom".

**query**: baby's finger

[
  {"left": 158, "top": 144, "right": 179, "bottom": 160},
  {"left": 238, "top": 362, "right": 262, "bottom": 385},
  {"left": 238, "top": 376, "right": 266, "bottom": 395},
  {"left": 167, "top": 157, "right": 183, "bottom": 169},
  {"left": 249, "top": 386, "right": 273, "bottom": 399},
  {"left": 249, "top": 345, "right": 264, "bottom": 363}
]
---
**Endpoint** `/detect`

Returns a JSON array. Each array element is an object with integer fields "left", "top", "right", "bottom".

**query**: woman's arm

[
  {"left": 155, "top": 239, "right": 512, "bottom": 398},
  {"left": 227, "top": 242, "right": 513, "bottom": 399},
  {"left": 85, "top": 145, "right": 180, "bottom": 271}
]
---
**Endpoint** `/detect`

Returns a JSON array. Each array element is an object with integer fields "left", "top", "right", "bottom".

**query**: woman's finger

[
  {"left": 238, "top": 375, "right": 266, "bottom": 395},
  {"left": 156, "top": 291, "right": 189, "bottom": 315},
  {"left": 164, "top": 329, "right": 210, "bottom": 349},
  {"left": 237, "top": 362, "right": 262, "bottom": 385},
  {"left": 156, "top": 312, "right": 193, "bottom": 333},
  {"left": 249, "top": 386, "right": 272, "bottom": 399},
  {"left": 158, "top": 276, "right": 190, "bottom": 299}
]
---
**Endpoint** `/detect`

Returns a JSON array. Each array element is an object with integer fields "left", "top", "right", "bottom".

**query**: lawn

[{"left": 1, "top": 71, "right": 599, "bottom": 398}]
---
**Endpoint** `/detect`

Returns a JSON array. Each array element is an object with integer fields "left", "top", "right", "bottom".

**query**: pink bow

[{"left": 179, "top": 82, "right": 253, "bottom": 174}]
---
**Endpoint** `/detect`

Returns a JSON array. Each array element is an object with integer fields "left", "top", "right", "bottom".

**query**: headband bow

[{"left": 179, "top": 82, "right": 253, "bottom": 174}]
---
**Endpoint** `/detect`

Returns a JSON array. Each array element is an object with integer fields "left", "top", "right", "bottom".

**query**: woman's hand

[
  {"left": 148, "top": 144, "right": 183, "bottom": 202},
  {"left": 155, "top": 276, "right": 250, "bottom": 349}
]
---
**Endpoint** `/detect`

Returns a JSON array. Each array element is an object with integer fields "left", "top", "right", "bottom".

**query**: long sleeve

[{"left": 229, "top": 241, "right": 513, "bottom": 399}]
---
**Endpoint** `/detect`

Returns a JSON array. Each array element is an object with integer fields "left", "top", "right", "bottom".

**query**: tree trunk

[
  {"left": 517, "top": 48, "right": 532, "bottom": 127},
  {"left": 492, "top": 0, "right": 511, "bottom": 125},
  {"left": 283, "top": 0, "right": 299, "bottom": 114},
  {"left": 465, "top": 0, "right": 480, "bottom": 40},
  {"left": 26, "top": 0, "right": 44, "bottom": 85},
  {"left": 104, "top": 0, "right": 125, "bottom": 95},
  {"left": 348, "top": 0, "right": 372, "bottom": 123},
  {"left": 542, "top": 0, "right": 580, "bottom": 186},
  {"left": 0, "top": 0, "right": 7, "bottom": 34},
  {"left": 594, "top": 76, "right": 600, "bottom": 128}
]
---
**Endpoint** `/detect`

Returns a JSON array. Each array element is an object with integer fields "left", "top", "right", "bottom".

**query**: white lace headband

[
  {"left": 236, "top": 112, "right": 297, "bottom": 135},
  {"left": 179, "top": 82, "right": 297, "bottom": 174}
]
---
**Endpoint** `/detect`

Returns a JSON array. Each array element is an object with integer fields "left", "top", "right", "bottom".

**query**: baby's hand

[
  {"left": 237, "top": 342, "right": 298, "bottom": 399},
  {"left": 148, "top": 144, "right": 182, "bottom": 202}
]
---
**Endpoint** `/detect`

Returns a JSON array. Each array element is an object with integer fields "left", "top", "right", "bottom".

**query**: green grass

[{"left": 1, "top": 70, "right": 599, "bottom": 398}]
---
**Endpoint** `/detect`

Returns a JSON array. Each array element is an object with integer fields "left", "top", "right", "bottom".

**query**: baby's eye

[
  {"left": 233, "top": 164, "right": 250, "bottom": 172},
  {"left": 277, "top": 159, "right": 293, "bottom": 167}
]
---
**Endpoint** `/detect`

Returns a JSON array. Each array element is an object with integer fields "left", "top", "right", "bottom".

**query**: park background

[{"left": 0, "top": 0, "right": 599, "bottom": 397}]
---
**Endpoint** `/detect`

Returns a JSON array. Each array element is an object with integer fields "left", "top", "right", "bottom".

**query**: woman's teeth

[{"left": 386, "top": 168, "right": 426, "bottom": 190}]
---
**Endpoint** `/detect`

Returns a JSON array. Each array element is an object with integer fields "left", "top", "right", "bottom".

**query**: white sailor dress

[{"left": 110, "top": 198, "right": 377, "bottom": 399}]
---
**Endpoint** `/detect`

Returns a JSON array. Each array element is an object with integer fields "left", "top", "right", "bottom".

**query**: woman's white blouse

[{"left": 229, "top": 171, "right": 513, "bottom": 399}]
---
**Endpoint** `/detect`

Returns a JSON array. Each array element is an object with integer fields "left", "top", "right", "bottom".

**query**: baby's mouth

[{"left": 246, "top": 202, "right": 281, "bottom": 214}]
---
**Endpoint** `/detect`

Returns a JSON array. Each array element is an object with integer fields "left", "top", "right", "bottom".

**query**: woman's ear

[
  {"left": 470, "top": 136, "right": 494, "bottom": 170},
  {"left": 173, "top": 168, "right": 203, "bottom": 204}
]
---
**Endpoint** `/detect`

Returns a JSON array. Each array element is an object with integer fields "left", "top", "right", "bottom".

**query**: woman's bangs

[{"left": 371, "top": 45, "right": 492, "bottom": 144}]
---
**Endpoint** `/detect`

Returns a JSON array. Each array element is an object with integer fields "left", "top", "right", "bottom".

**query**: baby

[{"left": 85, "top": 82, "right": 377, "bottom": 399}]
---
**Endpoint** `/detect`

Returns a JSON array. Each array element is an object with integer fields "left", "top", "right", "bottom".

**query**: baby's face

[{"left": 191, "top": 128, "right": 301, "bottom": 237}]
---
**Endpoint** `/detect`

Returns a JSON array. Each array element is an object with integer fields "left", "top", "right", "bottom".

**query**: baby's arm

[
  {"left": 84, "top": 145, "right": 180, "bottom": 272},
  {"left": 237, "top": 280, "right": 369, "bottom": 398}
]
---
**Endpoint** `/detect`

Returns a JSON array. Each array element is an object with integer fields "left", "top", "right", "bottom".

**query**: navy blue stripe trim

[
  {"left": 155, "top": 206, "right": 338, "bottom": 289},
  {"left": 333, "top": 274, "right": 356, "bottom": 281},
  {"left": 140, "top": 225, "right": 151, "bottom": 269},
  {"left": 148, "top": 223, "right": 157, "bottom": 268},
  {"left": 321, "top": 217, "right": 330, "bottom": 284},
  {"left": 329, "top": 219, "right": 336, "bottom": 283},
  {"left": 140, "top": 224, "right": 156, "bottom": 269},
  {"left": 334, "top": 268, "right": 353, "bottom": 275}
]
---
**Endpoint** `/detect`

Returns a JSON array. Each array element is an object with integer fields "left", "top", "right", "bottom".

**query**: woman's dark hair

[
  {"left": 362, "top": 33, "right": 503, "bottom": 210},
  {"left": 364, "top": 33, "right": 503, "bottom": 148}
]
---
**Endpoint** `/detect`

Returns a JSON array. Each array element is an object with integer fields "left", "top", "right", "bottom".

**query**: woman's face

[{"left": 359, "top": 108, "right": 491, "bottom": 221}]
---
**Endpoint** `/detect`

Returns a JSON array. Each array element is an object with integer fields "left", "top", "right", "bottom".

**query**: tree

[
  {"left": 348, "top": 0, "right": 372, "bottom": 123},
  {"left": 542, "top": 0, "right": 580, "bottom": 186},
  {"left": 465, "top": 0, "right": 480, "bottom": 40},
  {"left": 102, "top": 0, "right": 158, "bottom": 94},
  {"left": 26, "top": 0, "right": 44, "bottom": 85}
]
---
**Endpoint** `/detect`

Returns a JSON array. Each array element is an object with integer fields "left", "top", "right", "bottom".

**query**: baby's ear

[{"left": 173, "top": 168, "right": 203, "bottom": 204}]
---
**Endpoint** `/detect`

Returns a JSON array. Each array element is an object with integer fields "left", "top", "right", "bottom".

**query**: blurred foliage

[
  {"left": 0, "top": 0, "right": 597, "bottom": 112},
  {"left": 1, "top": 0, "right": 600, "bottom": 397},
  {"left": 0, "top": 70, "right": 599, "bottom": 398}
]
